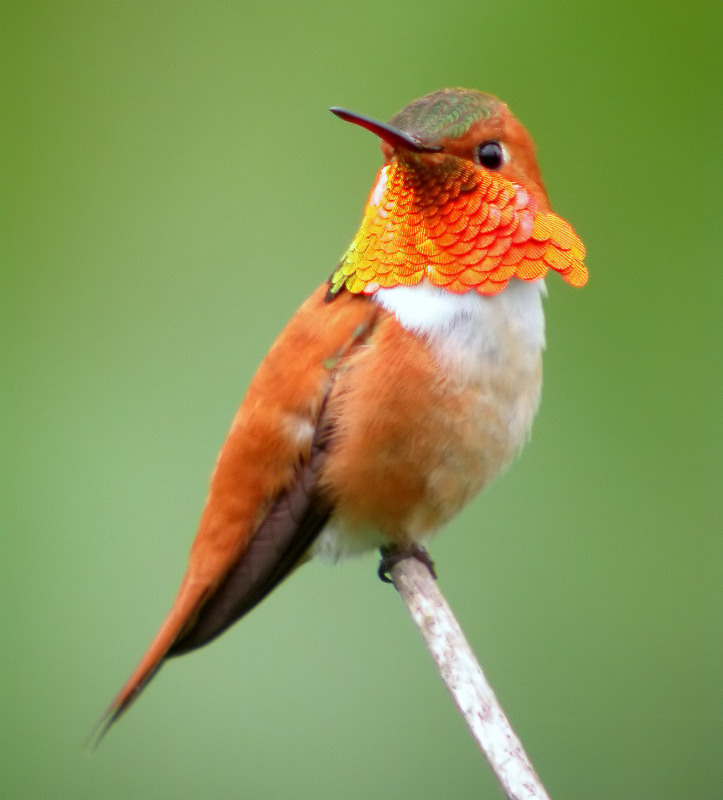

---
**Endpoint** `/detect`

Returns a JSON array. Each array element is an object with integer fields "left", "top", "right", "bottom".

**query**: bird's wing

[
  {"left": 168, "top": 388, "right": 335, "bottom": 655},
  {"left": 94, "top": 284, "right": 382, "bottom": 741}
]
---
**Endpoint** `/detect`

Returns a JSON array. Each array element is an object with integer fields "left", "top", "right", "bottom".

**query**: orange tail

[{"left": 88, "top": 576, "right": 209, "bottom": 749}]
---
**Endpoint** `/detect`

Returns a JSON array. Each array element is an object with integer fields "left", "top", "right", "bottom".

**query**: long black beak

[{"left": 330, "top": 107, "right": 442, "bottom": 153}]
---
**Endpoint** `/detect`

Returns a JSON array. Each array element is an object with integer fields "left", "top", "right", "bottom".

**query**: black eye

[{"left": 476, "top": 141, "right": 504, "bottom": 170}]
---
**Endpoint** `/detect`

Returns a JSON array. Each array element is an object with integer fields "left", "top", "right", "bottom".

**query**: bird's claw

[{"left": 378, "top": 544, "right": 437, "bottom": 583}]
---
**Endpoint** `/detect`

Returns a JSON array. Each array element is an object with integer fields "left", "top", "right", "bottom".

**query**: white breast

[{"left": 373, "top": 278, "right": 546, "bottom": 377}]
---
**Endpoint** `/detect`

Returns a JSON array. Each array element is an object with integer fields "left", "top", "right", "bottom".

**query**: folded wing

[{"left": 93, "top": 285, "right": 382, "bottom": 742}]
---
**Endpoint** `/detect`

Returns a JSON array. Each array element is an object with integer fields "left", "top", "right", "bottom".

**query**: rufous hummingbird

[{"left": 95, "top": 88, "right": 587, "bottom": 742}]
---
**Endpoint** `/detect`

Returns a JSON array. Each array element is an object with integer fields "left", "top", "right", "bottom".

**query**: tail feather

[{"left": 87, "top": 577, "right": 209, "bottom": 749}]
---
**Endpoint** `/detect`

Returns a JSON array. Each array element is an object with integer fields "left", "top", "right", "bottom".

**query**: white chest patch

[{"left": 373, "top": 278, "right": 546, "bottom": 379}]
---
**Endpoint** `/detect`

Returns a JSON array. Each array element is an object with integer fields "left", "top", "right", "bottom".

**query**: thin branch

[{"left": 387, "top": 555, "right": 551, "bottom": 800}]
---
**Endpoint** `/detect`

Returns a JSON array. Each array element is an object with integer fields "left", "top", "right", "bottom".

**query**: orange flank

[{"left": 94, "top": 287, "right": 382, "bottom": 738}]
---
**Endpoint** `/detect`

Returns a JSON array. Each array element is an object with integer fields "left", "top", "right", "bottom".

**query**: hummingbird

[{"left": 95, "top": 88, "right": 587, "bottom": 742}]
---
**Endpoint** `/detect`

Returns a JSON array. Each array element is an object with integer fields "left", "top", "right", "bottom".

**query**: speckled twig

[{"left": 388, "top": 556, "right": 551, "bottom": 800}]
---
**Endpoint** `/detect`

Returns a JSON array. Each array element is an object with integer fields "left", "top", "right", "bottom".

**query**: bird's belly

[{"left": 314, "top": 282, "right": 544, "bottom": 561}]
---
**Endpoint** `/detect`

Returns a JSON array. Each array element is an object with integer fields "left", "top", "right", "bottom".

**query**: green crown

[{"left": 388, "top": 88, "right": 499, "bottom": 145}]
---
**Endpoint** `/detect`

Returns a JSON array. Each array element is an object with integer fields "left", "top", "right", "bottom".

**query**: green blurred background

[{"left": 3, "top": 1, "right": 719, "bottom": 798}]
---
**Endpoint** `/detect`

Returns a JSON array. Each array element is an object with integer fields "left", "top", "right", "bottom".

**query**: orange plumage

[
  {"left": 94, "top": 88, "right": 587, "bottom": 743},
  {"left": 330, "top": 159, "right": 586, "bottom": 296}
]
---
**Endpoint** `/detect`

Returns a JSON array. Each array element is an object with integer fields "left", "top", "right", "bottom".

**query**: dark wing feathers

[{"left": 168, "top": 403, "right": 336, "bottom": 655}]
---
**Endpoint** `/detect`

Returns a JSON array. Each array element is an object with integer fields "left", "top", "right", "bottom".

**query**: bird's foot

[{"left": 378, "top": 543, "right": 437, "bottom": 584}]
